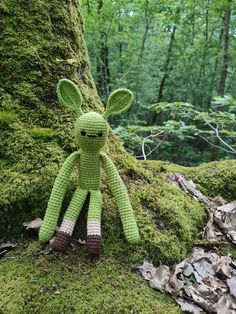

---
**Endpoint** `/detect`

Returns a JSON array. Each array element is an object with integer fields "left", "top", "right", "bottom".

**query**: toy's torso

[{"left": 78, "top": 152, "right": 101, "bottom": 190}]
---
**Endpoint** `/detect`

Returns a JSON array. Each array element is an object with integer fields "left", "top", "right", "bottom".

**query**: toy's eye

[
  {"left": 80, "top": 130, "right": 86, "bottom": 136},
  {"left": 98, "top": 131, "right": 103, "bottom": 137}
]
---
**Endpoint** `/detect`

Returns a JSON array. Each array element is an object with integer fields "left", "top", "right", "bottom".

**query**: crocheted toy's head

[{"left": 57, "top": 79, "right": 133, "bottom": 152}]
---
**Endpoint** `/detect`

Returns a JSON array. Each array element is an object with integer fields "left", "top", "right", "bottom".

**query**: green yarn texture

[
  {"left": 39, "top": 79, "right": 140, "bottom": 246},
  {"left": 39, "top": 151, "right": 79, "bottom": 241}
]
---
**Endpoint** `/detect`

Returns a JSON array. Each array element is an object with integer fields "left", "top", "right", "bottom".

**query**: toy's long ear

[
  {"left": 57, "top": 79, "right": 83, "bottom": 116},
  {"left": 103, "top": 88, "right": 133, "bottom": 119}
]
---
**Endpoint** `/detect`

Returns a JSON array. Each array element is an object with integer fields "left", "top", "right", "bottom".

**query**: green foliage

[
  {"left": 81, "top": 0, "right": 236, "bottom": 165},
  {"left": 113, "top": 97, "right": 236, "bottom": 165},
  {"left": 82, "top": 0, "right": 236, "bottom": 107}
]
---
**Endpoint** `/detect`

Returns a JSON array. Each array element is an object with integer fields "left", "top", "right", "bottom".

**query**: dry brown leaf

[
  {"left": 175, "top": 298, "right": 202, "bottom": 314},
  {"left": 217, "top": 202, "right": 236, "bottom": 213},
  {"left": 183, "top": 263, "right": 194, "bottom": 277},
  {"left": 166, "top": 172, "right": 236, "bottom": 246},
  {"left": 213, "top": 255, "right": 232, "bottom": 278},
  {"left": 193, "top": 259, "right": 215, "bottom": 279},
  {"left": 202, "top": 219, "right": 218, "bottom": 239},
  {"left": 137, "top": 260, "right": 157, "bottom": 282},
  {"left": 138, "top": 247, "right": 236, "bottom": 314},
  {"left": 185, "top": 285, "right": 216, "bottom": 313},
  {"left": 165, "top": 173, "right": 208, "bottom": 203},
  {"left": 215, "top": 294, "right": 236, "bottom": 314},
  {"left": 150, "top": 265, "right": 171, "bottom": 291},
  {"left": 23, "top": 218, "right": 43, "bottom": 230},
  {"left": 168, "top": 261, "right": 186, "bottom": 296},
  {"left": 212, "top": 196, "right": 225, "bottom": 207},
  {"left": 0, "top": 242, "right": 17, "bottom": 258},
  {"left": 227, "top": 277, "right": 236, "bottom": 298}
]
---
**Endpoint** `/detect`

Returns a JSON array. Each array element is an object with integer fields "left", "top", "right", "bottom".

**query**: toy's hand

[
  {"left": 38, "top": 151, "right": 79, "bottom": 243},
  {"left": 128, "top": 234, "right": 141, "bottom": 244},
  {"left": 38, "top": 222, "right": 54, "bottom": 242},
  {"left": 101, "top": 153, "right": 141, "bottom": 244},
  {"left": 125, "top": 225, "right": 141, "bottom": 244}
]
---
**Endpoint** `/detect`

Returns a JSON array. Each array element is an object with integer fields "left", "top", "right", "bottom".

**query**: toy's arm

[
  {"left": 100, "top": 153, "right": 140, "bottom": 244},
  {"left": 39, "top": 151, "right": 79, "bottom": 242}
]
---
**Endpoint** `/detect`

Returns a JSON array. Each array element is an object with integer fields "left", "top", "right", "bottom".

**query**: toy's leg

[
  {"left": 52, "top": 188, "right": 88, "bottom": 252},
  {"left": 86, "top": 190, "right": 102, "bottom": 257}
]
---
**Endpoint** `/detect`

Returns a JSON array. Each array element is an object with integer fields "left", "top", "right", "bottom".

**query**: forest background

[{"left": 81, "top": 0, "right": 236, "bottom": 166}]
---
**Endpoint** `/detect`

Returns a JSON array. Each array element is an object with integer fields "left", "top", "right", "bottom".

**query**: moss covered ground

[
  {"left": 0, "top": 241, "right": 182, "bottom": 314},
  {"left": 1, "top": 157, "right": 236, "bottom": 313}
]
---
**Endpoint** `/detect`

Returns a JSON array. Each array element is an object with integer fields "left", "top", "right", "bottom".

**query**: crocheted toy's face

[
  {"left": 57, "top": 79, "right": 133, "bottom": 149},
  {"left": 75, "top": 112, "right": 108, "bottom": 152}
]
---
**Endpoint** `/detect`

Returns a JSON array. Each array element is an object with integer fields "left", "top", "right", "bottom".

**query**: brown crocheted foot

[
  {"left": 51, "top": 231, "right": 71, "bottom": 252},
  {"left": 86, "top": 235, "right": 101, "bottom": 257}
]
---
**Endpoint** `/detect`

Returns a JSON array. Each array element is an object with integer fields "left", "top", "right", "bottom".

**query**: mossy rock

[{"left": 147, "top": 159, "right": 236, "bottom": 202}]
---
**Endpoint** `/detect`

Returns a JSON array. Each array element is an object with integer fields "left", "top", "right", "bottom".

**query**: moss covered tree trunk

[
  {"left": 0, "top": 0, "right": 104, "bottom": 232},
  {"left": 0, "top": 0, "right": 236, "bottom": 264}
]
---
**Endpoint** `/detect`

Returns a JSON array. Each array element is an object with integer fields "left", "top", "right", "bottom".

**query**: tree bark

[
  {"left": 211, "top": 0, "right": 232, "bottom": 161},
  {"left": 218, "top": 0, "right": 232, "bottom": 97},
  {"left": 96, "top": 31, "right": 111, "bottom": 96},
  {"left": 152, "top": 5, "right": 180, "bottom": 124}
]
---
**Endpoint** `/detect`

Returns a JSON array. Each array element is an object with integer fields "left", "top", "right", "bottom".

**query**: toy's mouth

[
  {"left": 87, "top": 134, "right": 97, "bottom": 138},
  {"left": 80, "top": 130, "right": 103, "bottom": 138}
]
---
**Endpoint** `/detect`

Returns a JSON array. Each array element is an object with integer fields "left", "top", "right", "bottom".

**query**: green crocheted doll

[{"left": 39, "top": 79, "right": 140, "bottom": 256}]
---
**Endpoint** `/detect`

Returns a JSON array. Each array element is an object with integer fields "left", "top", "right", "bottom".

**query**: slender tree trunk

[
  {"left": 134, "top": 0, "right": 150, "bottom": 106},
  {"left": 96, "top": 31, "right": 110, "bottom": 96},
  {"left": 156, "top": 25, "right": 177, "bottom": 103},
  {"left": 207, "top": 16, "right": 224, "bottom": 105},
  {"left": 211, "top": 0, "right": 232, "bottom": 161},
  {"left": 152, "top": 6, "right": 180, "bottom": 124},
  {"left": 193, "top": 0, "right": 210, "bottom": 106},
  {"left": 96, "top": 54, "right": 103, "bottom": 93},
  {"left": 204, "top": 0, "right": 209, "bottom": 42},
  {"left": 138, "top": 0, "right": 150, "bottom": 64},
  {"left": 118, "top": 21, "right": 123, "bottom": 74},
  {"left": 94, "top": 1, "right": 111, "bottom": 96},
  {"left": 100, "top": 32, "right": 110, "bottom": 95},
  {"left": 218, "top": 0, "right": 232, "bottom": 96}
]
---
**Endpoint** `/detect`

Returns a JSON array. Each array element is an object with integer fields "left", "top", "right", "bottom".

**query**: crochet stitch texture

[{"left": 39, "top": 79, "right": 140, "bottom": 256}]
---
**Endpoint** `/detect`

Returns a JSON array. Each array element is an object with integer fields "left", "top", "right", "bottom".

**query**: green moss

[
  {"left": 0, "top": 111, "right": 17, "bottom": 128},
  {"left": 147, "top": 159, "right": 236, "bottom": 202},
  {"left": 223, "top": 244, "right": 236, "bottom": 260},
  {"left": 0, "top": 243, "right": 181, "bottom": 314},
  {"left": 131, "top": 176, "right": 204, "bottom": 264},
  {"left": 30, "top": 127, "right": 54, "bottom": 140}
]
